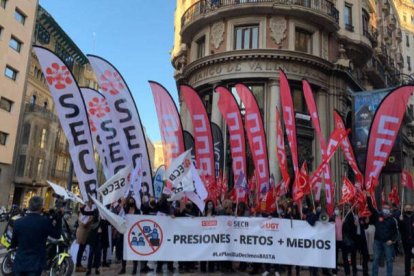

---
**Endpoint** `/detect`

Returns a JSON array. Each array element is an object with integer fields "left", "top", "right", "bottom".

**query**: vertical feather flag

[
  {"left": 149, "top": 81, "right": 185, "bottom": 168},
  {"left": 215, "top": 86, "right": 248, "bottom": 200},
  {"left": 364, "top": 86, "right": 414, "bottom": 191},
  {"left": 33, "top": 46, "right": 97, "bottom": 200},
  {"left": 235, "top": 83, "right": 270, "bottom": 202},
  {"left": 87, "top": 55, "right": 154, "bottom": 202},
  {"left": 276, "top": 107, "right": 290, "bottom": 194},
  {"left": 180, "top": 85, "right": 216, "bottom": 198},
  {"left": 302, "top": 80, "right": 334, "bottom": 213}
]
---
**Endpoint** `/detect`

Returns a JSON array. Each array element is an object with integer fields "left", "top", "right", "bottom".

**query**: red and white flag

[
  {"left": 402, "top": 169, "right": 414, "bottom": 190},
  {"left": 235, "top": 83, "right": 270, "bottom": 201},
  {"left": 388, "top": 185, "right": 400, "bottom": 206},
  {"left": 215, "top": 86, "right": 247, "bottom": 198},
  {"left": 279, "top": 70, "right": 299, "bottom": 176},
  {"left": 149, "top": 81, "right": 185, "bottom": 168},
  {"left": 365, "top": 86, "right": 414, "bottom": 191},
  {"left": 276, "top": 107, "right": 290, "bottom": 193},
  {"left": 303, "top": 80, "right": 334, "bottom": 208},
  {"left": 181, "top": 85, "right": 216, "bottom": 196},
  {"left": 339, "top": 176, "right": 356, "bottom": 205}
]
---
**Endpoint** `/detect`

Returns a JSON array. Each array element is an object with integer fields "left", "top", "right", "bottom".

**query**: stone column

[{"left": 267, "top": 78, "right": 281, "bottom": 183}]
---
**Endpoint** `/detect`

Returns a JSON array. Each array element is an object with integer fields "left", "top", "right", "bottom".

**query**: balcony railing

[
  {"left": 24, "top": 103, "right": 58, "bottom": 122},
  {"left": 181, "top": 0, "right": 339, "bottom": 29}
]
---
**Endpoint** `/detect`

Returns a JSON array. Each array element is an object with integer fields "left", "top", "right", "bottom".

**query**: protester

[
  {"left": 399, "top": 204, "right": 414, "bottom": 276},
  {"left": 10, "top": 196, "right": 62, "bottom": 276},
  {"left": 367, "top": 193, "right": 399, "bottom": 276},
  {"left": 200, "top": 200, "right": 217, "bottom": 273},
  {"left": 119, "top": 196, "right": 140, "bottom": 275},
  {"left": 351, "top": 212, "right": 369, "bottom": 276},
  {"left": 85, "top": 207, "right": 102, "bottom": 275},
  {"left": 331, "top": 206, "right": 349, "bottom": 276},
  {"left": 76, "top": 201, "right": 96, "bottom": 272},
  {"left": 285, "top": 202, "right": 301, "bottom": 276},
  {"left": 100, "top": 217, "right": 110, "bottom": 267}
]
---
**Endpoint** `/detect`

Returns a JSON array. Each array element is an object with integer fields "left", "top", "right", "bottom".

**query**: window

[
  {"left": 196, "top": 36, "right": 205, "bottom": 59},
  {"left": 344, "top": 3, "right": 353, "bottom": 31},
  {"left": 362, "top": 11, "right": 369, "bottom": 36},
  {"left": 234, "top": 25, "right": 259, "bottom": 50},
  {"left": 408, "top": 56, "right": 411, "bottom": 71},
  {"left": 16, "top": 155, "right": 26, "bottom": 176},
  {"left": 292, "top": 87, "right": 308, "bottom": 113},
  {"left": 407, "top": 35, "right": 410, "bottom": 47},
  {"left": 9, "top": 36, "right": 22, "bottom": 52},
  {"left": 0, "top": 26, "right": 3, "bottom": 39},
  {"left": 0, "top": 131, "right": 8, "bottom": 145},
  {"left": 40, "top": 128, "right": 47, "bottom": 149},
  {"left": 37, "top": 158, "right": 44, "bottom": 178},
  {"left": 14, "top": 9, "right": 26, "bottom": 25},
  {"left": 295, "top": 28, "right": 312, "bottom": 54},
  {"left": 21, "top": 124, "right": 30, "bottom": 145},
  {"left": 4, "top": 66, "right": 18, "bottom": 80},
  {"left": 0, "top": 0, "right": 7, "bottom": 9},
  {"left": 0, "top": 97, "right": 13, "bottom": 112}
]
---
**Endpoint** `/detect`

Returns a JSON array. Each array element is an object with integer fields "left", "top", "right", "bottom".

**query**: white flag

[
  {"left": 165, "top": 150, "right": 195, "bottom": 201},
  {"left": 185, "top": 164, "right": 208, "bottom": 212},
  {"left": 129, "top": 157, "right": 142, "bottom": 209},
  {"left": 98, "top": 165, "right": 132, "bottom": 205},
  {"left": 47, "top": 181, "right": 85, "bottom": 205},
  {"left": 90, "top": 195, "right": 126, "bottom": 234}
]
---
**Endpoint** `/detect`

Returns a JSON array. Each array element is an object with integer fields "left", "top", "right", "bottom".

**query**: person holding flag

[{"left": 399, "top": 204, "right": 414, "bottom": 276}]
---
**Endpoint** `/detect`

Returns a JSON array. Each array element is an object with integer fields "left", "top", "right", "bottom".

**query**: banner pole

[
  {"left": 310, "top": 188, "right": 316, "bottom": 211},
  {"left": 401, "top": 186, "right": 405, "bottom": 219}
]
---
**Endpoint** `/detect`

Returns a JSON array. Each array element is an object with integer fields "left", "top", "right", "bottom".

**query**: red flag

[
  {"left": 180, "top": 85, "right": 216, "bottom": 193},
  {"left": 339, "top": 177, "right": 357, "bottom": 205},
  {"left": 303, "top": 80, "right": 334, "bottom": 207},
  {"left": 215, "top": 86, "right": 248, "bottom": 195},
  {"left": 279, "top": 70, "right": 299, "bottom": 176},
  {"left": 276, "top": 107, "right": 290, "bottom": 186},
  {"left": 365, "top": 86, "right": 414, "bottom": 191},
  {"left": 293, "top": 162, "right": 310, "bottom": 202},
  {"left": 402, "top": 169, "right": 414, "bottom": 190},
  {"left": 388, "top": 185, "right": 400, "bottom": 206},
  {"left": 149, "top": 81, "right": 185, "bottom": 168},
  {"left": 235, "top": 83, "right": 270, "bottom": 201},
  {"left": 310, "top": 127, "right": 349, "bottom": 187}
]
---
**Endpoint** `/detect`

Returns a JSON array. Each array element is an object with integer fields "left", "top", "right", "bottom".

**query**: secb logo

[
  {"left": 227, "top": 220, "right": 249, "bottom": 228},
  {"left": 128, "top": 219, "right": 163, "bottom": 256}
]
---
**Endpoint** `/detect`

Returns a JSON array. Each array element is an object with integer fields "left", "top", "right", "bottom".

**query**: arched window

[{"left": 31, "top": 95, "right": 36, "bottom": 105}]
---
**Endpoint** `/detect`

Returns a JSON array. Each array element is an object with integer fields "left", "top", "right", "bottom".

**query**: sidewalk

[{"left": 73, "top": 255, "right": 407, "bottom": 275}]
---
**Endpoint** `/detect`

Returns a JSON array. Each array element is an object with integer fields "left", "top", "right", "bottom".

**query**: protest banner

[
  {"left": 123, "top": 215, "right": 335, "bottom": 268},
  {"left": 47, "top": 181, "right": 84, "bottom": 205}
]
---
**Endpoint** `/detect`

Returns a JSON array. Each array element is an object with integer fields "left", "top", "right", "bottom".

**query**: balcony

[
  {"left": 181, "top": 0, "right": 339, "bottom": 38},
  {"left": 365, "top": 57, "right": 387, "bottom": 88},
  {"left": 24, "top": 103, "right": 58, "bottom": 123}
]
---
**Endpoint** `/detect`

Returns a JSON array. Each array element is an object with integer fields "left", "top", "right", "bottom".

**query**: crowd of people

[{"left": 5, "top": 191, "right": 414, "bottom": 276}]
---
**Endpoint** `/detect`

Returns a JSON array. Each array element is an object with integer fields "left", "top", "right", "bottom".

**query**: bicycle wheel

[
  {"left": 49, "top": 256, "right": 74, "bottom": 276},
  {"left": 1, "top": 250, "right": 15, "bottom": 276}
]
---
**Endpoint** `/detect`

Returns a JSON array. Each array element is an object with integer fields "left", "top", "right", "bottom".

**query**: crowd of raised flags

[{"left": 33, "top": 44, "right": 414, "bottom": 240}]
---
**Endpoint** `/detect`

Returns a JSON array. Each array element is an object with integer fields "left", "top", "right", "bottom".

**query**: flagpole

[
  {"left": 235, "top": 193, "right": 239, "bottom": 217},
  {"left": 343, "top": 201, "right": 358, "bottom": 220},
  {"left": 310, "top": 188, "right": 316, "bottom": 212},
  {"left": 401, "top": 186, "right": 405, "bottom": 219}
]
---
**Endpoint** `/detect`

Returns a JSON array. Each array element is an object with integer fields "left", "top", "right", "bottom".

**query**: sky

[{"left": 40, "top": 0, "right": 178, "bottom": 143}]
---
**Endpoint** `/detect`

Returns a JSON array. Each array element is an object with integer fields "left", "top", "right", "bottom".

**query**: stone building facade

[{"left": 172, "top": 0, "right": 412, "bottom": 203}]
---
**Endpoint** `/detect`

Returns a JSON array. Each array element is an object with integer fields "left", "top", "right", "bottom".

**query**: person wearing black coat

[
  {"left": 85, "top": 208, "right": 102, "bottom": 275},
  {"left": 367, "top": 193, "right": 399, "bottom": 276},
  {"left": 399, "top": 204, "right": 414, "bottom": 276},
  {"left": 351, "top": 214, "right": 370, "bottom": 276},
  {"left": 11, "top": 196, "right": 62, "bottom": 276}
]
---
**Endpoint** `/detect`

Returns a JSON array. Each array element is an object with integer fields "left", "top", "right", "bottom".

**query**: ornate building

[
  {"left": 10, "top": 6, "right": 103, "bottom": 208},
  {"left": 0, "top": 0, "right": 38, "bottom": 207},
  {"left": 172, "top": 0, "right": 411, "bottom": 203}
]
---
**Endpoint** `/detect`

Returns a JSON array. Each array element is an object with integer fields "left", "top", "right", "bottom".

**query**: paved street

[{"left": 72, "top": 257, "right": 407, "bottom": 275}]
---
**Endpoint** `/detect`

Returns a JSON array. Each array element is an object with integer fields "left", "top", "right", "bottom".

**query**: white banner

[
  {"left": 34, "top": 46, "right": 97, "bottom": 200},
  {"left": 97, "top": 165, "right": 132, "bottom": 205},
  {"left": 123, "top": 215, "right": 335, "bottom": 268},
  {"left": 47, "top": 181, "right": 84, "bottom": 205},
  {"left": 87, "top": 55, "right": 153, "bottom": 202},
  {"left": 166, "top": 150, "right": 194, "bottom": 201}
]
